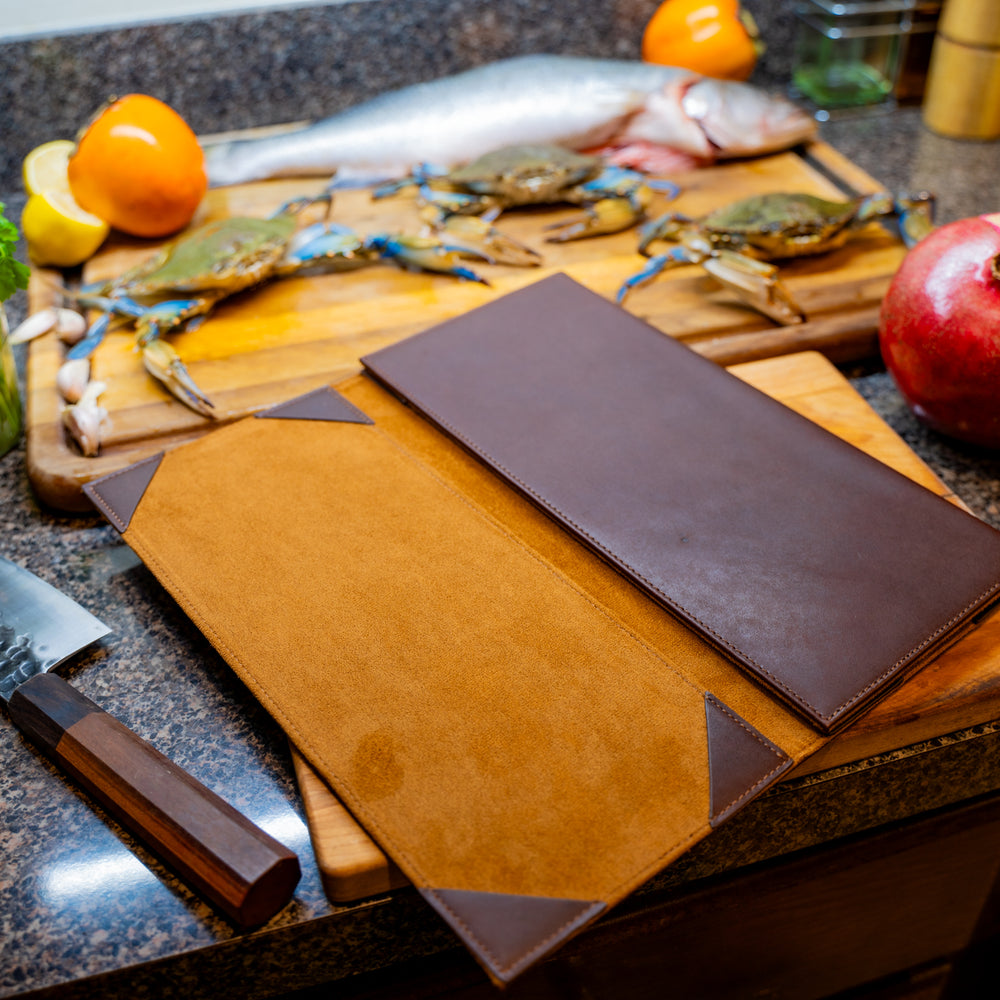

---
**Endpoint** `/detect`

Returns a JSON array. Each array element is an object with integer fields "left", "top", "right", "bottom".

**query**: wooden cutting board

[
  {"left": 291, "top": 349, "right": 1000, "bottom": 905},
  {"left": 25, "top": 141, "right": 905, "bottom": 511}
]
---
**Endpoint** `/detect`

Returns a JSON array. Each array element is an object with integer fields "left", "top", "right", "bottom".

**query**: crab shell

[
  {"left": 443, "top": 145, "right": 604, "bottom": 206},
  {"left": 693, "top": 191, "right": 892, "bottom": 260},
  {"left": 112, "top": 214, "right": 301, "bottom": 299}
]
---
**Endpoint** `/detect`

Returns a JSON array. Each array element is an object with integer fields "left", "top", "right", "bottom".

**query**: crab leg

[
  {"left": 273, "top": 222, "right": 380, "bottom": 276},
  {"left": 616, "top": 247, "right": 694, "bottom": 302},
  {"left": 371, "top": 163, "right": 449, "bottom": 200},
  {"left": 66, "top": 294, "right": 146, "bottom": 360},
  {"left": 417, "top": 184, "right": 503, "bottom": 221},
  {"left": 617, "top": 244, "right": 805, "bottom": 325},
  {"left": 637, "top": 211, "right": 692, "bottom": 255},
  {"left": 269, "top": 189, "right": 336, "bottom": 221}
]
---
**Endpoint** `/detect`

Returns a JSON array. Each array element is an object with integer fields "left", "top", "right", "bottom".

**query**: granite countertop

[{"left": 3, "top": 3, "right": 1000, "bottom": 997}]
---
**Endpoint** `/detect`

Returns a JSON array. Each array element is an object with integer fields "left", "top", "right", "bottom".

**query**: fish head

[
  {"left": 618, "top": 76, "right": 817, "bottom": 163},
  {"left": 618, "top": 76, "right": 715, "bottom": 159},
  {"left": 681, "top": 79, "right": 818, "bottom": 159}
]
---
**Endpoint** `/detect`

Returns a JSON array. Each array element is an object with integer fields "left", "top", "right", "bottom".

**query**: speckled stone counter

[
  {"left": 0, "top": 0, "right": 800, "bottom": 196},
  {"left": 3, "top": 2, "right": 1000, "bottom": 997}
]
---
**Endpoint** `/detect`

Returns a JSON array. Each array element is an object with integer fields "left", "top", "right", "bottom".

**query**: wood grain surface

[
  {"left": 292, "top": 350, "right": 1000, "bottom": 905},
  {"left": 25, "top": 141, "right": 904, "bottom": 511}
]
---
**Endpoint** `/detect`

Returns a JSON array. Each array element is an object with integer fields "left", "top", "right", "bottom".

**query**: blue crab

[
  {"left": 617, "top": 190, "right": 936, "bottom": 324},
  {"left": 66, "top": 194, "right": 493, "bottom": 422},
  {"left": 375, "top": 143, "right": 674, "bottom": 257}
]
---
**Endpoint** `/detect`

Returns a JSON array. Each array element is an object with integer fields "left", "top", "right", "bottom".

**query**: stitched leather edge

[{"left": 372, "top": 383, "right": 1000, "bottom": 730}]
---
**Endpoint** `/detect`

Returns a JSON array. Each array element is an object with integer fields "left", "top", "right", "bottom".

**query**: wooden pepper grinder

[{"left": 923, "top": 0, "right": 1000, "bottom": 138}]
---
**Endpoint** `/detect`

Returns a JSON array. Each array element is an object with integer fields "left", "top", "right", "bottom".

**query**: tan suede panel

[
  {"left": 123, "top": 410, "right": 728, "bottom": 903},
  {"left": 342, "top": 374, "right": 820, "bottom": 758}
]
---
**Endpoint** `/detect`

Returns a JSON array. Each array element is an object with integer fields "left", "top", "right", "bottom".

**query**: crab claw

[
  {"left": 545, "top": 195, "right": 648, "bottom": 243},
  {"left": 365, "top": 234, "right": 491, "bottom": 285},
  {"left": 142, "top": 338, "right": 216, "bottom": 417},
  {"left": 431, "top": 214, "right": 542, "bottom": 267},
  {"left": 701, "top": 250, "right": 806, "bottom": 325},
  {"left": 617, "top": 244, "right": 805, "bottom": 325}
]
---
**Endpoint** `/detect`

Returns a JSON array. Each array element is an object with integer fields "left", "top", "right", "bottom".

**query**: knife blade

[{"left": 0, "top": 555, "right": 300, "bottom": 926}]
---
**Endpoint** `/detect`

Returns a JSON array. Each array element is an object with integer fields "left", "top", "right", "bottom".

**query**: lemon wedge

[
  {"left": 21, "top": 189, "right": 110, "bottom": 268},
  {"left": 23, "top": 139, "right": 76, "bottom": 197}
]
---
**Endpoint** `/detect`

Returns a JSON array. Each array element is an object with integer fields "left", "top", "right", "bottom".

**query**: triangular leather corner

[
  {"left": 256, "top": 386, "right": 373, "bottom": 424},
  {"left": 83, "top": 453, "right": 164, "bottom": 534},
  {"left": 420, "top": 887, "right": 604, "bottom": 983},
  {"left": 705, "top": 693, "right": 793, "bottom": 828}
]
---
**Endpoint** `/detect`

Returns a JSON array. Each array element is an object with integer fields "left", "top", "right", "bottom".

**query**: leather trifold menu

[{"left": 84, "top": 273, "right": 1000, "bottom": 986}]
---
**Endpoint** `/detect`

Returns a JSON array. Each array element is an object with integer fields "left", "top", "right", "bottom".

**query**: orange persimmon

[
  {"left": 68, "top": 94, "right": 207, "bottom": 239},
  {"left": 642, "top": 0, "right": 764, "bottom": 81}
]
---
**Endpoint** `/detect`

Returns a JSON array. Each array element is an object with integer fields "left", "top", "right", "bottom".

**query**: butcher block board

[
  {"left": 26, "top": 140, "right": 907, "bottom": 511},
  {"left": 292, "top": 350, "right": 1000, "bottom": 905}
]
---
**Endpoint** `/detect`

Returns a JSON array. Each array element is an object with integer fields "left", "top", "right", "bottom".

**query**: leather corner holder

[
  {"left": 705, "top": 694, "right": 793, "bottom": 828},
  {"left": 83, "top": 453, "right": 164, "bottom": 534},
  {"left": 420, "top": 888, "right": 605, "bottom": 983},
  {"left": 256, "top": 385, "right": 373, "bottom": 424}
]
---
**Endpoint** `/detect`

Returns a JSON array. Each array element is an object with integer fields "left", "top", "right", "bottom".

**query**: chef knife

[{"left": 0, "top": 555, "right": 300, "bottom": 926}]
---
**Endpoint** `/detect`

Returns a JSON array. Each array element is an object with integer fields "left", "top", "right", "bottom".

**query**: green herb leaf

[{"left": 0, "top": 202, "right": 31, "bottom": 303}]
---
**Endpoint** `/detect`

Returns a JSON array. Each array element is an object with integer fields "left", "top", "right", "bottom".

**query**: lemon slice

[
  {"left": 21, "top": 189, "right": 110, "bottom": 267},
  {"left": 23, "top": 139, "right": 76, "bottom": 197}
]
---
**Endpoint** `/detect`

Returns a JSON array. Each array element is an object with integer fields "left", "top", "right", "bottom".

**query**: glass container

[
  {"left": 0, "top": 302, "right": 22, "bottom": 458},
  {"left": 793, "top": 0, "right": 919, "bottom": 111}
]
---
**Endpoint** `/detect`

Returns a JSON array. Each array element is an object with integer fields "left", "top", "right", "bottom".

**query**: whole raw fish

[{"left": 203, "top": 54, "right": 816, "bottom": 187}]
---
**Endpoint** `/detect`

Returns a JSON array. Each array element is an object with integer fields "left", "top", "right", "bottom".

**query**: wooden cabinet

[{"left": 315, "top": 792, "right": 1000, "bottom": 1000}]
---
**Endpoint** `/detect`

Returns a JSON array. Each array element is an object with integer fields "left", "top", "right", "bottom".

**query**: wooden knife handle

[{"left": 8, "top": 672, "right": 301, "bottom": 926}]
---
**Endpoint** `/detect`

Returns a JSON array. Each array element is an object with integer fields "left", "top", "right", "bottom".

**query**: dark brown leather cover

[{"left": 362, "top": 272, "right": 1000, "bottom": 733}]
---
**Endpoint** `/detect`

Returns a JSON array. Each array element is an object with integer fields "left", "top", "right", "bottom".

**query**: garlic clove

[
  {"left": 54, "top": 308, "right": 88, "bottom": 345},
  {"left": 8, "top": 307, "right": 87, "bottom": 345},
  {"left": 61, "top": 380, "right": 110, "bottom": 457},
  {"left": 9, "top": 308, "right": 58, "bottom": 344},
  {"left": 56, "top": 357, "right": 91, "bottom": 403}
]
